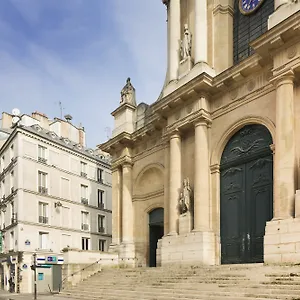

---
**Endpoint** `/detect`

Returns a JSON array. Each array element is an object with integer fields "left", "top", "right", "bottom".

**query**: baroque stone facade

[{"left": 100, "top": 0, "right": 300, "bottom": 267}]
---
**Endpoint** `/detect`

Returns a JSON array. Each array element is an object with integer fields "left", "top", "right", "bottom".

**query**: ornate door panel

[
  {"left": 220, "top": 124, "right": 273, "bottom": 264},
  {"left": 221, "top": 166, "right": 246, "bottom": 264},
  {"left": 246, "top": 157, "right": 273, "bottom": 263}
]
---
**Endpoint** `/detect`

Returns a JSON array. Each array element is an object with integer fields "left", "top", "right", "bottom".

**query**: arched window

[{"left": 233, "top": 0, "right": 274, "bottom": 65}]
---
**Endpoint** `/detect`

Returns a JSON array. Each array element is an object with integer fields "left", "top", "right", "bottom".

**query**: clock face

[{"left": 239, "top": 0, "right": 265, "bottom": 15}]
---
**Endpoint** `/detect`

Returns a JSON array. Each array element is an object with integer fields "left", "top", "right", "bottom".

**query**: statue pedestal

[
  {"left": 178, "top": 57, "right": 193, "bottom": 79},
  {"left": 179, "top": 211, "right": 193, "bottom": 235}
]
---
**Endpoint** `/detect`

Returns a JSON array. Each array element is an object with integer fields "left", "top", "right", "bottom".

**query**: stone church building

[{"left": 100, "top": 0, "right": 300, "bottom": 267}]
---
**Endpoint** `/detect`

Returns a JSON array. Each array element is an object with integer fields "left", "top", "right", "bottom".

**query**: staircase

[{"left": 59, "top": 264, "right": 300, "bottom": 300}]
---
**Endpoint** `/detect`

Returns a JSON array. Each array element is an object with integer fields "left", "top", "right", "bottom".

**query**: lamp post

[{"left": 31, "top": 253, "right": 37, "bottom": 300}]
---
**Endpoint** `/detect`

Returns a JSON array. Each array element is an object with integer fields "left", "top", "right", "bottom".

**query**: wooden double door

[{"left": 220, "top": 124, "right": 273, "bottom": 264}]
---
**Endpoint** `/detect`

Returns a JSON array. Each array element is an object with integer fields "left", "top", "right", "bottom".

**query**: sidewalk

[{"left": 0, "top": 290, "right": 74, "bottom": 300}]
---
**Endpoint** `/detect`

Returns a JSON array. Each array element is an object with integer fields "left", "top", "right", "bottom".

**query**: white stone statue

[
  {"left": 180, "top": 24, "right": 192, "bottom": 61},
  {"left": 120, "top": 77, "right": 136, "bottom": 106},
  {"left": 178, "top": 178, "right": 192, "bottom": 214}
]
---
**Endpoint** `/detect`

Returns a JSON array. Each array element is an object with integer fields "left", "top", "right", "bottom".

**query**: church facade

[{"left": 100, "top": 0, "right": 300, "bottom": 267}]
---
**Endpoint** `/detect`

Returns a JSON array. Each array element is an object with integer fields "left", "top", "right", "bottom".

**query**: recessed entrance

[
  {"left": 220, "top": 124, "right": 273, "bottom": 264},
  {"left": 149, "top": 208, "right": 164, "bottom": 267}
]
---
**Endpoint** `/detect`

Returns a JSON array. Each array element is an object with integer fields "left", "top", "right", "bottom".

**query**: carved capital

[
  {"left": 169, "top": 129, "right": 181, "bottom": 140},
  {"left": 210, "top": 164, "right": 220, "bottom": 174},
  {"left": 269, "top": 69, "right": 295, "bottom": 88},
  {"left": 270, "top": 144, "right": 275, "bottom": 155},
  {"left": 194, "top": 117, "right": 212, "bottom": 128}
]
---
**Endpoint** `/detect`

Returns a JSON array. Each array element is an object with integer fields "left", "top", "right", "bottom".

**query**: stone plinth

[
  {"left": 179, "top": 212, "right": 193, "bottom": 235},
  {"left": 268, "top": 2, "right": 300, "bottom": 29},
  {"left": 159, "top": 231, "right": 216, "bottom": 265},
  {"left": 178, "top": 57, "right": 193, "bottom": 79},
  {"left": 264, "top": 218, "right": 300, "bottom": 264},
  {"left": 119, "top": 242, "right": 136, "bottom": 267}
]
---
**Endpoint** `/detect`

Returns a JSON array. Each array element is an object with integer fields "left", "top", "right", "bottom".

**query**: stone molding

[
  {"left": 269, "top": 69, "right": 295, "bottom": 87},
  {"left": 132, "top": 189, "right": 164, "bottom": 202},
  {"left": 213, "top": 4, "right": 234, "bottom": 16}
]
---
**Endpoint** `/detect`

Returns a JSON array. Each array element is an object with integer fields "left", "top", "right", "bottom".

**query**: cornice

[
  {"left": 111, "top": 155, "right": 133, "bottom": 169},
  {"left": 111, "top": 103, "right": 136, "bottom": 117},
  {"left": 99, "top": 132, "right": 133, "bottom": 154},
  {"left": 133, "top": 189, "right": 164, "bottom": 201}
]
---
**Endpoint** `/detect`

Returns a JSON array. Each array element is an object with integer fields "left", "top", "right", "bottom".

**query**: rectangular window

[
  {"left": 81, "top": 185, "right": 88, "bottom": 204},
  {"left": 39, "top": 232, "right": 49, "bottom": 249},
  {"left": 38, "top": 171, "right": 48, "bottom": 194},
  {"left": 81, "top": 211, "right": 89, "bottom": 231},
  {"left": 98, "top": 215, "right": 105, "bottom": 233},
  {"left": 38, "top": 145, "right": 47, "bottom": 163},
  {"left": 2, "top": 180, "right": 5, "bottom": 199},
  {"left": 98, "top": 239, "right": 106, "bottom": 252},
  {"left": 10, "top": 171, "right": 14, "bottom": 194},
  {"left": 81, "top": 237, "right": 89, "bottom": 250},
  {"left": 11, "top": 202, "right": 16, "bottom": 224},
  {"left": 97, "top": 190, "right": 104, "bottom": 209},
  {"left": 97, "top": 168, "right": 103, "bottom": 183},
  {"left": 38, "top": 202, "right": 48, "bottom": 224},
  {"left": 10, "top": 145, "right": 14, "bottom": 161},
  {"left": 10, "top": 231, "right": 14, "bottom": 250},
  {"left": 80, "top": 162, "right": 87, "bottom": 177}
]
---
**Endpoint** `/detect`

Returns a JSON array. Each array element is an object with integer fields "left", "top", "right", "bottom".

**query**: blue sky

[{"left": 0, "top": 0, "right": 167, "bottom": 147}]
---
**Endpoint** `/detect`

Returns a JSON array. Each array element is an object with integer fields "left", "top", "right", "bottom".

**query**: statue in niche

[
  {"left": 178, "top": 178, "right": 192, "bottom": 214},
  {"left": 180, "top": 24, "right": 192, "bottom": 61},
  {"left": 120, "top": 77, "right": 136, "bottom": 106}
]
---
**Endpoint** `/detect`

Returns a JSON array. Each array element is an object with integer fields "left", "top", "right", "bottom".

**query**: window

[
  {"left": 10, "top": 145, "right": 14, "bottom": 161},
  {"left": 39, "top": 232, "right": 49, "bottom": 249},
  {"left": 97, "top": 168, "right": 103, "bottom": 183},
  {"left": 2, "top": 180, "right": 5, "bottom": 199},
  {"left": 80, "top": 162, "right": 87, "bottom": 177},
  {"left": 38, "top": 202, "right": 48, "bottom": 224},
  {"left": 10, "top": 171, "right": 14, "bottom": 194},
  {"left": 81, "top": 211, "right": 89, "bottom": 231},
  {"left": 11, "top": 202, "right": 16, "bottom": 224},
  {"left": 99, "top": 239, "right": 106, "bottom": 252},
  {"left": 233, "top": 0, "right": 274, "bottom": 64},
  {"left": 97, "top": 190, "right": 104, "bottom": 209},
  {"left": 38, "top": 145, "right": 47, "bottom": 163},
  {"left": 81, "top": 237, "right": 89, "bottom": 250},
  {"left": 81, "top": 185, "right": 88, "bottom": 205},
  {"left": 98, "top": 215, "right": 105, "bottom": 233},
  {"left": 38, "top": 171, "right": 48, "bottom": 194},
  {"left": 10, "top": 231, "right": 14, "bottom": 250}
]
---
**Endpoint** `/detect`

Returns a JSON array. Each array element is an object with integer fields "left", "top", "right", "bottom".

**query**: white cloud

[{"left": 0, "top": 1, "right": 167, "bottom": 147}]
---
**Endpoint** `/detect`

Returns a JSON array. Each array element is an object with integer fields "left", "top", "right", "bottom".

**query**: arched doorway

[
  {"left": 149, "top": 208, "right": 164, "bottom": 267},
  {"left": 220, "top": 124, "right": 273, "bottom": 264}
]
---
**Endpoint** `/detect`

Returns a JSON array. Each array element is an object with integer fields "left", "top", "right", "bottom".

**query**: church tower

[{"left": 101, "top": 0, "right": 300, "bottom": 268}]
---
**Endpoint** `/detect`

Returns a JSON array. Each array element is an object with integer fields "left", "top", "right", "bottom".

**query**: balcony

[
  {"left": 39, "top": 216, "right": 48, "bottom": 224},
  {"left": 80, "top": 172, "right": 87, "bottom": 178},
  {"left": 98, "top": 227, "right": 105, "bottom": 233},
  {"left": 81, "top": 198, "right": 88, "bottom": 205},
  {"left": 81, "top": 223, "right": 89, "bottom": 231},
  {"left": 38, "top": 186, "right": 48, "bottom": 195},
  {"left": 97, "top": 178, "right": 103, "bottom": 183},
  {"left": 38, "top": 157, "right": 47, "bottom": 164}
]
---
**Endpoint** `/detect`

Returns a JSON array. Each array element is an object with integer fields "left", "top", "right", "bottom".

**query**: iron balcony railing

[
  {"left": 38, "top": 157, "right": 47, "bottom": 164},
  {"left": 81, "top": 223, "right": 89, "bottom": 231},
  {"left": 81, "top": 198, "right": 88, "bottom": 205},
  {"left": 38, "top": 186, "right": 48, "bottom": 194}
]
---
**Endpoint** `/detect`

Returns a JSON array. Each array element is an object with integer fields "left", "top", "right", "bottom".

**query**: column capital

[
  {"left": 269, "top": 69, "right": 295, "bottom": 88},
  {"left": 194, "top": 117, "right": 212, "bottom": 128},
  {"left": 210, "top": 164, "right": 220, "bottom": 174},
  {"left": 168, "top": 129, "right": 181, "bottom": 140},
  {"left": 270, "top": 143, "right": 275, "bottom": 155}
]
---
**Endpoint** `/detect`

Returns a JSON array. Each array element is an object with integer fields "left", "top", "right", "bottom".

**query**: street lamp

[{"left": 11, "top": 108, "right": 22, "bottom": 128}]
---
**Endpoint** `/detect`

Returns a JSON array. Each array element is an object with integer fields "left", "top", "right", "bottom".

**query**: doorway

[
  {"left": 220, "top": 124, "right": 273, "bottom": 264},
  {"left": 149, "top": 208, "right": 164, "bottom": 267}
]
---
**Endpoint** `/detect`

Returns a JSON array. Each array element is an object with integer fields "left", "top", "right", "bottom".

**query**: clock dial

[{"left": 239, "top": 0, "right": 265, "bottom": 15}]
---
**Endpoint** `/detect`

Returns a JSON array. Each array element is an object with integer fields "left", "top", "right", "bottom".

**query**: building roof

[{"left": 21, "top": 124, "right": 111, "bottom": 166}]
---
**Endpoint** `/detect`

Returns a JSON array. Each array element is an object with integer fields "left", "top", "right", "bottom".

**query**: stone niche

[{"left": 135, "top": 102, "right": 149, "bottom": 130}]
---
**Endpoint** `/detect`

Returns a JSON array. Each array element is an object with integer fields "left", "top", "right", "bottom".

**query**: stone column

[
  {"left": 273, "top": 71, "right": 295, "bottom": 219},
  {"left": 122, "top": 162, "right": 134, "bottom": 243},
  {"left": 194, "top": 119, "right": 211, "bottom": 231},
  {"left": 164, "top": 143, "right": 170, "bottom": 235},
  {"left": 169, "top": 131, "right": 181, "bottom": 235},
  {"left": 169, "top": 0, "right": 181, "bottom": 82},
  {"left": 194, "top": 0, "right": 208, "bottom": 64},
  {"left": 111, "top": 167, "right": 122, "bottom": 247}
]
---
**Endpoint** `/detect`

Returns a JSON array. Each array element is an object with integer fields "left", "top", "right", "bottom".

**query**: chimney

[{"left": 78, "top": 124, "right": 86, "bottom": 147}]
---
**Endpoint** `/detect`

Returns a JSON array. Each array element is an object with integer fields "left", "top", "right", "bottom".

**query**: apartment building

[{"left": 0, "top": 111, "right": 112, "bottom": 293}]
